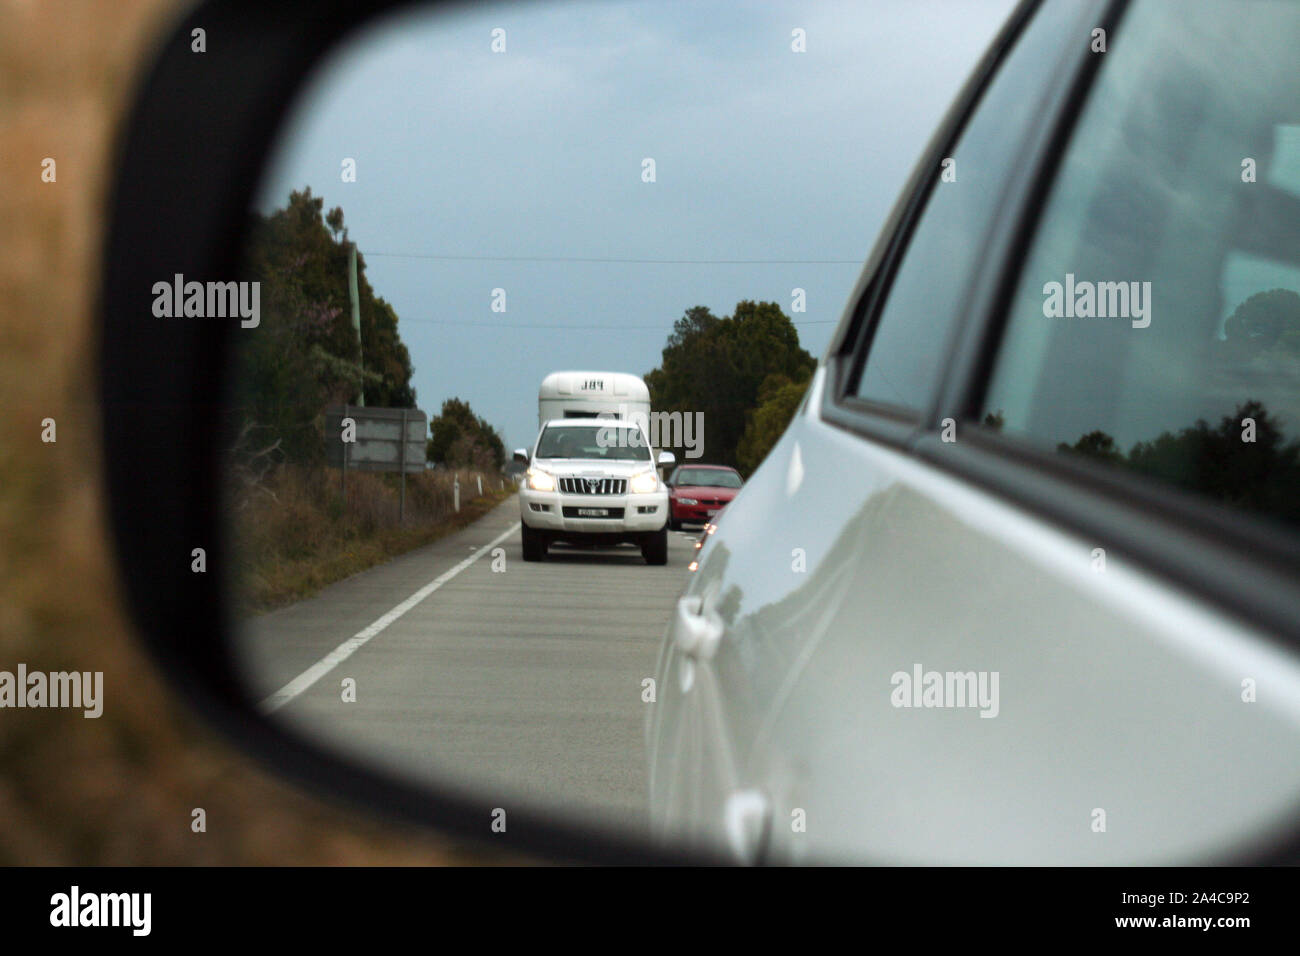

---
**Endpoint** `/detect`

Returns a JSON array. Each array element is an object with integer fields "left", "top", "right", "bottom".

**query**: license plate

[
  {"left": 707, "top": 509, "right": 719, "bottom": 516},
  {"left": 577, "top": 508, "right": 609, "bottom": 517}
]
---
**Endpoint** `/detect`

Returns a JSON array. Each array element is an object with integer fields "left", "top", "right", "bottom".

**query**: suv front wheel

[
  {"left": 521, "top": 522, "right": 547, "bottom": 562},
  {"left": 641, "top": 526, "right": 668, "bottom": 566}
]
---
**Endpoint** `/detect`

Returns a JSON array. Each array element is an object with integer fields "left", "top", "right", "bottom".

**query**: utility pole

[{"left": 348, "top": 242, "right": 365, "bottom": 407}]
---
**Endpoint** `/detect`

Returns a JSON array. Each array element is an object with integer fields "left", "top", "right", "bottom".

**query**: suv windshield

[
  {"left": 674, "top": 468, "right": 742, "bottom": 488},
  {"left": 535, "top": 423, "right": 652, "bottom": 462}
]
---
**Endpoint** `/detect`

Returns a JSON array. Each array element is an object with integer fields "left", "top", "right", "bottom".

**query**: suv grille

[{"left": 559, "top": 477, "right": 626, "bottom": 495}]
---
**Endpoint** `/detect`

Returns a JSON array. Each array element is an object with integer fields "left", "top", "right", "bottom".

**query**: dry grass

[
  {"left": 0, "top": 1, "right": 524, "bottom": 864},
  {"left": 235, "top": 465, "right": 513, "bottom": 613}
]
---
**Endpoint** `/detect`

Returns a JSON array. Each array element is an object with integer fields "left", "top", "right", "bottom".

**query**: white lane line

[{"left": 259, "top": 522, "right": 520, "bottom": 714}]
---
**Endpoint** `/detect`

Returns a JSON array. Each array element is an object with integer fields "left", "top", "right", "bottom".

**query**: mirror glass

[
  {"left": 224, "top": 0, "right": 1300, "bottom": 863},
  {"left": 227, "top": 0, "right": 1014, "bottom": 854}
]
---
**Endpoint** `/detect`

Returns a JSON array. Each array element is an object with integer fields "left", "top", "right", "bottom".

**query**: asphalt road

[{"left": 235, "top": 497, "right": 698, "bottom": 835}]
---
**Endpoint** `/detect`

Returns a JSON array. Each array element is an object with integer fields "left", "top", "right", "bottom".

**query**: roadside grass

[{"left": 234, "top": 464, "right": 514, "bottom": 615}]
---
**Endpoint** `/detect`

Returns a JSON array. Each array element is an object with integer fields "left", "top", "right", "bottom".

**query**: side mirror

[
  {"left": 657, "top": 450, "right": 676, "bottom": 467},
  {"left": 513, "top": 448, "right": 529, "bottom": 464}
]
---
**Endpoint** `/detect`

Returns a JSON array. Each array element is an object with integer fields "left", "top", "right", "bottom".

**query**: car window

[
  {"left": 677, "top": 468, "right": 743, "bottom": 488},
  {"left": 852, "top": 0, "right": 1090, "bottom": 412},
  {"left": 980, "top": 0, "right": 1300, "bottom": 535}
]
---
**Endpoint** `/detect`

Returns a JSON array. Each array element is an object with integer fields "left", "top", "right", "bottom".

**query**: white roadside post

[
  {"left": 454, "top": 475, "right": 460, "bottom": 512},
  {"left": 477, "top": 474, "right": 483, "bottom": 496}
]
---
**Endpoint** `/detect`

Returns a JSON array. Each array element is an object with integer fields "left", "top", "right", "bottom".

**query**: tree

[
  {"left": 427, "top": 397, "right": 505, "bottom": 471},
  {"left": 1057, "top": 429, "right": 1125, "bottom": 464},
  {"left": 1126, "top": 400, "right": 1298, "bottom": 520},
  {"left": 1223, "top": 288, "right": 1300, "bottom": 354},
  {"left": 735, "top": 372, "right": 811, "bottom": 475},
  {"left": 325, "top": 206, "right": 345, "bottom": 240},
  {"left": 646, "top": 301, "right": 815, "bottom": 467},
  {"left": 1057, "top": 400, "right": 1300, "bottom": 529},
  {"left": 234, "top": 189, "right": 420, "bottom": 465}
]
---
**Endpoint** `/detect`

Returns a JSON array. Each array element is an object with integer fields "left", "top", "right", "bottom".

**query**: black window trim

[
  {"left": 823, "top": 0, "right": 1098, "bottom": 446},
  {"left": 917, "top": 430, "right": 1300, "bottom": 644},
  {"left": 825, "top": 0, "right": 1300, "bottom": 647},
  {"left": 933, "top": 0, "right": 1300, "bottom": 643}
]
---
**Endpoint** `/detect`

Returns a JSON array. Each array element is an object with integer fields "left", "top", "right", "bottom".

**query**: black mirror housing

[{"left": 97, "top": 0, "right": 704, "bottom": 867}]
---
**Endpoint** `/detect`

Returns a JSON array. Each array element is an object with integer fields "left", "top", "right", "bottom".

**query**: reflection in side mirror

[{"left": 197, "top": 0, "right": 1300, "bottom": 870}]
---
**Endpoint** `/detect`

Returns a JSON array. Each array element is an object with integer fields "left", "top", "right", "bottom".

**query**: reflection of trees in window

[
  {"left": 1223, "top": 289, "right": 1300, "bottom": 355},
  {"left": 1058, "top": 400, "right": 1300, "bottom": 531},
  {"left": 1051, "top": 288, "right": 1300, "bottom": 531},
  {"left": 1057, "top": 430, "right": 1123, "bottom": 465},
  {"left": 1209, "top": 288, "right": 1300, "bottom": 439}
]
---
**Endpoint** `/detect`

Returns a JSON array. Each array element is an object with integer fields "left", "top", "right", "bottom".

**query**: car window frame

[
  {"left": 822, "top": 0, "right": 1105, "bottom": 449},
  {"left": 823, "top": 0, "right": 1300, "bottom": 648}
]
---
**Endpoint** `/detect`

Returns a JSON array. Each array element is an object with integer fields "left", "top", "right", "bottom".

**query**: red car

[{"left": 665, "top": 464, "right": 743, "bottom": 530}]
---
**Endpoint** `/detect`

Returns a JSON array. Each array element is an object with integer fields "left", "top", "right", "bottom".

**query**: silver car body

[
  {"left": 647, "top": 0, "right": 1300, "bottom": 865},
  {"left": 648, "top": 366, "right": 1300, "bottom": 864}
]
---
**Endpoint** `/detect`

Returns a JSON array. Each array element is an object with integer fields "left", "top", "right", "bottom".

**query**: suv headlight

[
  {"left": 629, "top": 470, "right": 659, "bottom": 494},
  {"left": 526, "top": 468, "right": 556, "bottom": 492}
]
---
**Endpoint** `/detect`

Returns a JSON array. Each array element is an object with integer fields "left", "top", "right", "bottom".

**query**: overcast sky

[{"left": 256, "top": 0, "right": 1018, "bottom": 452}]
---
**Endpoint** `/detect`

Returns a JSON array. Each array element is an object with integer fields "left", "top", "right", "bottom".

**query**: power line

[
  {"left": 361, "top": 250, "right": 863, "bottom": 265},
  {"left": 396, "top": 316, "right": 840, "bottom": 330}
]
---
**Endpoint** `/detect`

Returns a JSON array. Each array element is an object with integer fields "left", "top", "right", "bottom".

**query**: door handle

[
  {"left": 723, "top": 788, "right": 772, "bottom": 865},
  {"left": 674, "top": 594, "right": 724, "bottom": 661}
]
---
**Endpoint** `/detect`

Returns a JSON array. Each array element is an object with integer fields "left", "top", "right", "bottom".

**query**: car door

[{"left": 648, "top": 0, "right": 1300, "bottom": 865}]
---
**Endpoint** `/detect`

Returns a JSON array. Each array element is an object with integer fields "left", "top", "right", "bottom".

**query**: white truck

[{"left": 514, "top": 371, "right": 674, "bottom": 564}]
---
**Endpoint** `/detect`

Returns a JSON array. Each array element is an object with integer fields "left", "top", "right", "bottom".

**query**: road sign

[
  {"left": 325, "top": 405, "right": 427, "bottom": 522},
  {"left": 324, "top": 405, "right": 426, "bottom": 473}
]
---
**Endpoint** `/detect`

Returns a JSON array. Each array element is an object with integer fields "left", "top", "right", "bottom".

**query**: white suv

[{"left": 515, "top": 419, "right": 675, "bottom": 565}]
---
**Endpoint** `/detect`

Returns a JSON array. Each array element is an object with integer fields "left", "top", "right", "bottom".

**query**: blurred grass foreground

[{"left": 0, "top": 0, "right": 511, "bottom": 864}]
